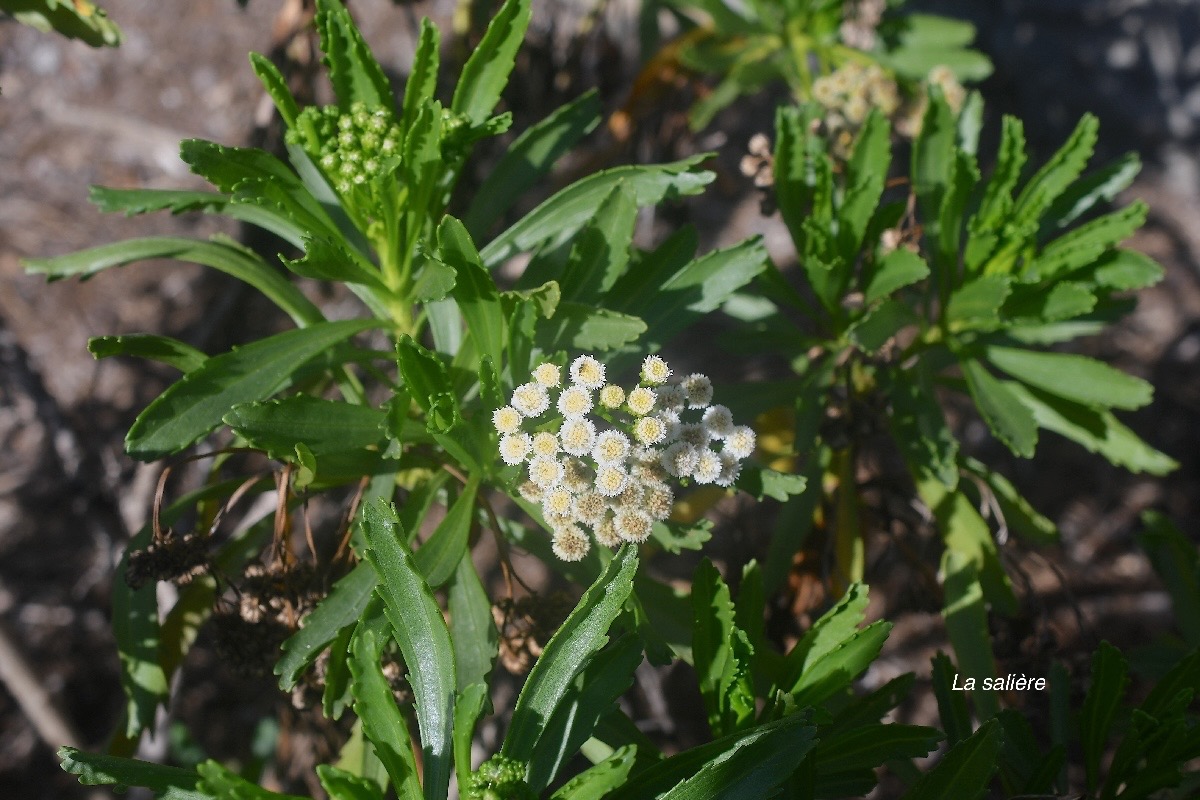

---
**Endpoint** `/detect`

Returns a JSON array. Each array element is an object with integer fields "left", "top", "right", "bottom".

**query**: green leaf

[
  {"left": 413, "top": 475, "right": 480, "bottom": 588},
  {"left": 89, "top": 334, "right": 206, "bottom": 373},
  {"left": 813, "top": 724, "right": 942, "bottom": 774},
  {"left": 692, "top": 560, "right": 738, "bottom": 735},
  {"left": 451, "top": 0, "right": 531, "bottom": 125},
  {"left": 249, "top": 52, "right": 299, "bottom": 129},
  {"left": 962, "top": 359, "right": 1038, "bottom": 457},
  {"left": 396, "top": 334, "right": 452, "bottom": 414},
  {"left": 911, "top": 85, "right": 957, "bottom": 228},
  {"left": 865, "top": 249, "right": 929, "bottom": 304},
  {"left": 1041, "top": 151, "right": 1141, "bottom": 234},
  {"left": 930, "top": 652, "right": 972, "bottom": 745},
  {"left": 453, "top": 683, "right": 488, "bottom": 791},
  {"left": 7, "top": 0, "right": 122, "bottom": 46},
  {"left": 734, "top": 466, "right": 807, "bottom": 502},
  {"left": 316, "top": 764, "right": 384, "bottom": 800},
  {"left": 439, "top": 217, "right": 506, "bottom": 367},
  {"left": 986, "top": 345, "right": 1152, "bottom": 410},
  {"left": 1080, "top": 641, "right": 1129, "bottom": 791},
  {"left": 23, "top": 236, "right": 323, "bottom": 328},
  {"left": 961, "top": 458, "right": 1057, "bottom": 546},
  {"left": 899, "top": 718, "right": 1003, "bottom": 800},
  {"left": 126, "top": 319, "right": 374, "bottom": 460},
  {"left": 411, "top": 254, "right": 457, "bottom": 302},
  {"left": 502, "top": 545, "right": 639, "bottom": 763},
  {"left": 481, "top": 156, "right": 714, "bottom": 268},
  {"left": 1008, "top": 383, "right": 1177, "bottom": 474},
  {"left": 448, "top": 553, "right": 499, "bottom": 693},
  {"left": 225, "top": 396, "right": 387, "bottom": 459},
  {"left": 848, "top": 299, "right": 917, "bottom": 354},
  {"left": 1004, "top": 281, "right": 1096, "bottom": 322},
  {"left": 1013, "top": 113, "right": 1099, "bottom": 226},
  {"left": 59, "top": 747, "right": 205, "bottom": 800},
  {"left": 839, "top": 110, "right": 892, "bottom": 263},
  {"left": 789, "top": 621, "right": 892, "bottom": 708},
  {"left": 400, "top": 18, "right": 440, "bottom": 134},
  {"left": 550, "top": 746, "right": 638, "bottom": 800},
  {"left": 1025, "top": 201, "right": 1148, "bottom": 282},
  {"left": 888, "top": 364, "right": 959, "bottom": 489},
  {"left": 528, "top": 636, "right": 644, "bottom": 791},
  {"left": 361, "top": 501, "right": 458, "bottom": 800},
  {"left": 781, "top": 583, "right": 869, "bottom": 687},
  {"left": 464, "top": 90, "right": 602, "bottom": 238},
  {"left": 923, "top": 483, "right": 1017, "bottom": 615},
  {"left": 276, "top": 561, "right": 377, "bottom": 691},
  {"left": 196, "top": 761, "right": 307, "bottom": 799},
  {"left": 559, "top": 184, "right": 638, "bottom": 303},
  {"left": 315, "top": 0, "right": 394, "bottom": 109},
  {"left": 945, "top": 275, "right": 1011, "bottom": 329},
  {"left": 348, "top": 626, "right": 423, "bottom": 800},
  {"left": 1138, "top": 512, "right": 1200, "bottom": 646},
  {"left": 941, "top": 550, "right": 1000, "bottom": 720},
  {"left": 1091, "top": 249, "right": 1165, "bottom": 291},
  {"left": 536, "top": 303, "right": 647, "bottom": 351},
  {"left": 883, "top": 47, "right": 993, "bottom": 83},
  {"left": 285, "top": 235, "right": 389, "bottom": 293}
]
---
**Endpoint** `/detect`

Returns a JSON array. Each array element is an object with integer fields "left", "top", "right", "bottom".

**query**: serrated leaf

[
  {"left": 410, "top": 254, "right": 457, "bottom": 302},
  {"left": 962, "top": 359, "right": 1037, "bottom": 457},
  {"left": 89, "top": 334, "right": 206, "bottom": 373},
  {"left": 971, "top": 116, "right": 1027, "bottom": 237},
  {"left": 451, "top": 0, "right": 531, "bottom": 125},
  {"left": 395, "top": 334, "right": 451, "bottom": 414},
  {"left": 536, "top": 303, "right": 647, "bottom": 351},
  {"left": 899, "top": 718, "right": 1003, "bottom": 800},
  {"left": 502, "top": 545, "right": 639, "bottom": 763},
  {"left": 1080, "top": 641, "right": 1129, "bottom": 791},
  {"left": 986, "top": 345, "right": 1152, "bottom": 410},
  {"left": 839, "top": 110, "right": 891, "bottom": 262},
  {"left": 941, "top": 550, "right": 1000, "bottom": 719},
  {"left": 961, "top": 457, "right": 1057, "bottom": 546},
  {"left": 315, "top": 0, "right": 394, "bottom": 109},
  {"left": 945, "top": 275, "right": 1011, "bottom": 329},
  {"left": 781, "top": 583, "right": 868, "bottom": 687},
  {"left": 400, "top": 18, "right": 439, "bottom": 134},
  {"left": 1013, "top": 113, "right": 1099, "bottom": 225},
  {"left": 912, "top": 85, "right": 958, "bottom": 228},
  {"left": 550, "top": 746, "right": 637, "bottom": 800},
  {"left": 922, "top": 481, "right": 1017, "bottom": 615},
  {"left": 481, "top": 156, "right": 714, "bottom": 268},
  {"left": 126, "top": 319, "right": 374, "bottom": 460},
  {"left": 59, "top": 747, "right": 205, "bottom": 799},
  {"left": 226, "top": 396, "right": 387, "bottom": 459},
  {"left": 275, "top": 561, "right": 376, "bottom": 691},
  {"left": 361, "top": 501, "right": 457, "bottom": 800},
  {"left": 734, "top": 465, "right": 807, "bottom": 502},
  {"left": 865, "top": 248, "right": 929, "bottom": 303},
  {"left": 196, "top": 761, "right": 307, "bottom": 799},
  {"left": 440, "top": 217, "right": 506, "bottom": 367},
  {"left": 316, "top": 764, "right": 383, "bottom": 800},
  {"left": 348, "top": 626, "right": 423, "bottom": 800},
  {"left": 692, "top": 560, "right": 737, "bottom": 735},
  {"left": 848, "top": 299, "right": 918, "bottom": 354},
  {"left": 790, "top": 621, "right": 892, "bottom": 707},
  {"left": 813, "top": 724, "right": 942, "bottom": 774},
  {"left": 285, "top": 235, "right": 388, "bottom": 293},
  {"left": 888, "top": 365, "right": 959, "bottom": 489},
  {"left": 1041, "top": 151, "right": 1141, "bottom": 235},
  {"left": 1005, "top": 281, "right": 1096, "bottom": 322},
  {"left": 464, "top": 90, "right": 602, "bottom": 238},
  {"left": 559, "top": 184, "right": 638, "bottom": 302},
  {"left": 448, "top": 554, "right": 498, "bottom": 694},
  {"left": 1026, "top": 201, "right": 1148, "bottom": 282},
  {"left": 1091, "top": 248, "right": 1165, "bottom": 291},
  {"left": 249, "top": 52, "right": 299, "bottom": 128},
  {"left": 23, "top": 236, "right": 323, "bottom": 328}
]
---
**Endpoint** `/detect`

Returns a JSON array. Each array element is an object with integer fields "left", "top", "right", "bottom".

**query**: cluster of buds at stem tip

[
  {"left": 492, "top": 354, "right": 756, "bottom": 562},
  {"left": 286, "top": 101, "right": 403, "bottom": 196}
]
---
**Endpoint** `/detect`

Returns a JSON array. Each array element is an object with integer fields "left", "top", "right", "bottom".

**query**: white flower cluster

[{"left": 493, "top": 355, "right": 756, "bottom": 561}]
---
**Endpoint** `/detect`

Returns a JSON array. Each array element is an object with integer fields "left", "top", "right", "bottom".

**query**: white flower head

[
  {"left": 679, "top": 423, "right": 710, "bottom": 448},
  {"left": 569, "top": 355, "right": 606, "bottom": 389},
  {"left": 562, "top": 458, "right": 593, "bottom": 494},
  {"left": 716, "top": 451, "right": 742, "bottom": 488},
  {"left": 542, "top": 486, "right": 575, "bottom": 519},
  {"left": 724, "top": 426, "right": 757, "bottom": 459},
  {"left": 682, "top": 373, "right": 714, "bottom": 408},
  {"left": 692, "top": 449, "right": 723, "bottom": 484},
  {"left": 592, "top": 430, "right": 632, "bottom": 464},
  {"left": 517, "top": 480, "right": 543, "bottom": 503},
  {"left": 531, "top": 431, "right": 559, "bottom": 458},
  {"left": 533, "top": 362, "right": 561, "bottom": 387},
  {"left": 594, "top": 514, "right": 622, "bottom": 547},
  {"left": 573, "top": 492, "right": 607, "bottom": 525},
  {"left": 657, "top": 410, "right": 682, "bottom": 442},
  {"left": 512, "top": 382, "right": 550, "bottom": 417},
  {"left": 641, "top": 355, "right": 672, "bottom": 385},
  {"left": 633, "top": 416, "right": 667, "bottom": 445},
  {"left": 559, "top": 418, "right": 596, "bottom": 456},
  {"left": 598, "top": 384, "right": 626, "bottom": 409},
  {"left": 661, "top": 441, "right": 699, "bottom": 478},
  {"left": 627, "top": 387, "right": 656, "bottom": 417},
  {"left": 552, "top": 525, "right": 591, "bottom": 562},
  {"left": 595, "top": 464, "right": 629, "bottom": 497},
  {"left": 644, "top": 482, "right": 675, "bottom": 520},
  {"left": 499, "top": 433, "right": 533, "bottom": 465},
  {"left": 493, "top": 406, "right": 522, "bottom": 435},
  {"left": 614, "top": 507, "right": 654, "bottom": 543},
  {"left": 528, "top": 455, "right": 565, "bottom": 488},
  {"left": 655, "top": 383, "right": 686, "bottom": 411},
  {"left": 557, "top": 385, "right": 594, "bottom": 418},
  {"left": 702, "top": 405, "right": 735, "bottom": 439}
]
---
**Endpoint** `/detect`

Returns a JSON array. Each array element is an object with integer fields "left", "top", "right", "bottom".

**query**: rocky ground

[{"left": 1, "top": 1, "right": 1198, "bottom": 798}]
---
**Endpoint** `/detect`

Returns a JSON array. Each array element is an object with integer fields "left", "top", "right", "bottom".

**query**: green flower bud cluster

[
  {"left": 286, "top": 101, "right": 402, "bottom": 196},
  {"left": 461, "top": 756, "right": 536, "bottom": 800}
]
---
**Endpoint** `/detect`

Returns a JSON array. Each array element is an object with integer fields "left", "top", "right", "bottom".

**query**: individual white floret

[
  {"left": 702, "top": 405, "right": 735, "bottom": 438},
  {"left": 528, "top": 455, "right": 565, "bottom": 488},
  {"left": 569, "top": 355, "right": 605, "bottom": 389},
  {"left": 552, "top": 525, "right": 591, "bottom": 562},
  {"left": 724, "top": 426, "right": 757, "bottom": 459},
  {"left": 598, "top": 384, "right": 626, "bottom": 409},
  {"left": 641, "top": 355, "right": 672, "bottom": 385},
  {"left": 542, "top": 487, "right": 575, "bottom": 519},
  {"left": 715, "top": 452, "right": 741, "bottom": 488},
  {"left": 661, "top": 441, "right": 700, "bottom": 478},
  {"left": 682, "top": 373, "right": 714, "bottom": 408},
  {"left": 614, "top": 507, "right": 654, "bottom": 543},
  {"left": 533, "top": 362, "right": 561, "bottom": 387},
  {"left": 492, "top": 406, "right": 523, "bottom": 435},
  {"left": 655, "top": 383, "right": 686, "bottom": 411},
  {"left": 511, "top": 382, "right": 550, "bottom": 417},
  {"left": 627, "top": 387, "right": 656, "bottom": 416},
  {"left": 499, "top": 433, "right": 533, "bottom": 465},
  {"left": 531, "top": 431, "right": 559, "bottom": 457},
  {"left": 559, "top": 418, "right": 597, "bottom": 456},
  {"left": 557, "top": 385, "right": 594, "bottom": 418},
  {"left": 592, "top": 430, "right": 632, "bottom": 464},
  {"left": 594, "top": 464, "right": 629, "bottom": 497},
  {"left": 573, "top": 492, "right": 608, "bottom": 525},
  {"left": 633, "top": 416, "right": 667, "bottom": 446},
  {"left": 594, "top": 514, "right": 622, "bottom": 547},
  {"left": 692, "top": 450, "right": 723, "bottom": 484}
]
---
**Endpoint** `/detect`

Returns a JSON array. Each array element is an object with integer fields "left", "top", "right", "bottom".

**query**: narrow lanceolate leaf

[
  {"left": 439, "top": 217, "right": 506, "bottom": 367},
  {"left": 453, "top": 684, "right": 489, "bottom": 790},
  {"left": 1091, "top": 249, "right": 1165, "bottom": 291},
  {"left": 789, "top": 621, "right": 892, "bottom": 708},
  {"left": 480, "top": 156, "right": 715, "bottom": 268},
  {"left": 911, "top": 86, "right": 957, "bottom": 226},
  {"left": 865, "top": 249, "right": 929, "bottom": 304},
  {"left": 413, "top": 475, "right": 481, "bottom": 589},
  {"left": 464, "top": 90, "right": 603, "bottom": 238},
  {"left": 899, "top": 719, "right": 1003, "bottom": 800},
  {"left": 126, "top": 319, "right": 374, "bottom": 460},
  {"left": 985, "top": 346, "right": 1152, "bottom": 410},
  {"left": 226, "top": 396, "right": 387, "bottom": 459},
  {"left": 887, "top": 365, "right": 959, "bottom": 489},
  {"left": 401, "top": 18, "right": 440, "bottom": 134},
  {"left": 1012, "top": 113, "right": 1099, "bottom": 225},
  {"left": 550, "top": 746, "right": 638, "bottom": 800},
  {"left": 23, "top": 236, "right": 323, "bottom": 327},
  {"left": 275, "top": 561, "right": 377, "bottom": 691},
  {"left": 1041, "top": 151, "right": 1141, "bottom": 234},
  {"left": 812, "top": 724, "right": 942, "bottom": 774},
  {"left": 249, "top": 52, "right": 300, "bottom": 128},
  {"left": 348, "top": 627, "right": 423, "bottom": 800},
  {"left": 536, "top": 303, "right": 647, "bottom": 351},
  {"left": 316, "top": 764, "right": 384, "bottom": 800},
  {"left": 315, "top": 0, "right": 394, "bottom": 109},
  {"left": 931, "top": 652, "right": 973, "bottom": 745},
  {"left": 559, "top": 184, "right": 638, "bottom": 303},
  {"left": 451, "top": 0, "right": 531, "bottom": 125},
  {"left": 89, "top": 334, "right": 206, "bottom": 373},
  {"left": 692, "top": 560, "right": 737, "bottom": 734},
  {"left": 447, "top": 551, "right": 499, "bottom": 694},
  {"left": 196, "top": 761, "right": 307, "bottom": 799},
  {"left": 1025, "top": 201, "right": 1148, "bottom": 282},
  {"left": 361, "top": 501, "right": 457, "bottom": 800},
  {"left": 395, "top": 334, "right": 452, "bottom": 414},
  {"left": 962, "top": 359, "right": 1037, "bottom": 458},
  {"left": 945, "top": 275, "right": 1011, "bottom": 327},
  {"left": 962, "top": 458, "right": 1057, "bottom": 546},
  {"left": 781, "top": 583, "right": 868, "bottom": 687},
  {"left": 941, "top": 550, "right": 999, "bottom": 720},
  {"left": 502, "top": 545, "right": 639, "bottom": 764},
  {"left": 59, "top": 748, "right": 205, "bottom": 800},
  {"left": 285, "top": 236, "right": 389, "bottom": 293},
  {"left": 924, "top": 484, "right": 1017, "bottom": 615},
  {"left": 1080, "top": 641, "right": 1129, "bottom": 791}
]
